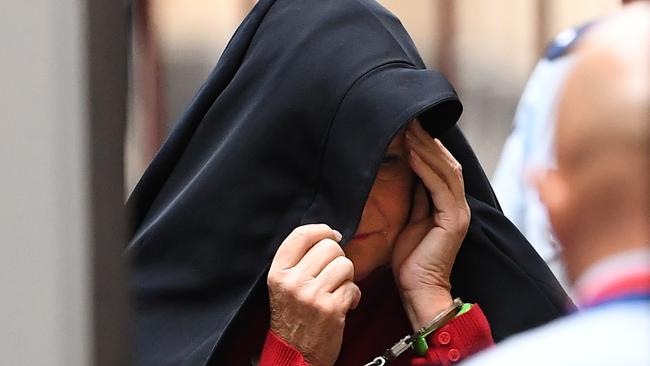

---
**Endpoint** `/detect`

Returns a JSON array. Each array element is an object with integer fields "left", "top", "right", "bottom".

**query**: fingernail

[{"left": 333, "top": 230, "right": 343, "bottom": 242}]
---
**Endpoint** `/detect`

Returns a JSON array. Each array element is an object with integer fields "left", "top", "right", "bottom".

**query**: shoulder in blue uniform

[{"left": 544, "top": 22, "right": 595, "bottom": 61}]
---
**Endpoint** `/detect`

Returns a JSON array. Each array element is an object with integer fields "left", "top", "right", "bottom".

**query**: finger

[
  {"left": 293, "top": 238, "right": 345, "bottom": 277},
  {"left": 331, "top": 280, "right": 362, "bottom": 311},
  {"left": 410, "top": 180, "right": 430, "bottom": 223},
  {"left": 313, "top": 255, "right": 354, "bottom": 292},
  {"left": 432, "top": 138, "right": 461, "bottom": 172},
  {"left": 408, "top": 120, "right": 456, "bottom": 168},
  {"left": 406, "top": 137, "right": 453, "bottom": 201},
  {"left": 433, "top": 138, "right": 465, "bottom": 200},
  {"left": 406, "top": 119, "right": 439, "bottom": 150},
  {"left": 405, "top": 130, "right": 465, "bottom": 201},
  {"left": 405, "top": 128, "right": 456, "bottom": 184},
  {"left": 409, "top": 149, "right": 456, "bottom": 214},
  {"left": 408, "top": 120, "right": 463, "bottom": 182},
  {"left": 271, "top": 224, "right": 343, "bottom": 271}
]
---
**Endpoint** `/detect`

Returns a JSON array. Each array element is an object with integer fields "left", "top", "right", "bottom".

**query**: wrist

[{"left": 400, "top": 287, "right": 453, "bottom": 331}]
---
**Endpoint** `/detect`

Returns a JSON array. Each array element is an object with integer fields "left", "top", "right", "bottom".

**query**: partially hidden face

[{"left": 344, "top": 127, "right": 415, "bottom": 281}]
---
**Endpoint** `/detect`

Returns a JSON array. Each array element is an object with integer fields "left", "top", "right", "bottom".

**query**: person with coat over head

[{"left": 126, "top": 1, "right": 569, "bottom": 365}]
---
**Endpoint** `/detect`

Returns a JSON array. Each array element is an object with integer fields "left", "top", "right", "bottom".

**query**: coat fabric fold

[{"left": 126, "top": 0, "right": 569, "bottom": 364}]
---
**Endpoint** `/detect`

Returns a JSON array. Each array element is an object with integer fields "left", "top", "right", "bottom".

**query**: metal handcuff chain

[{"left": 362, "top": 298, "right": 464, "bottom": 366}]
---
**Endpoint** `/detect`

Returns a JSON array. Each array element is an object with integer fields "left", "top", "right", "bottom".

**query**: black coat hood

[{"left": 127, "top": 0, "right": 568, "bottom": 364}]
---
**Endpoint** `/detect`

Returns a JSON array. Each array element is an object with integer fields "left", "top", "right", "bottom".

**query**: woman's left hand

[{"left": 392, "top": 120, "right": 470, "bottom": 330}]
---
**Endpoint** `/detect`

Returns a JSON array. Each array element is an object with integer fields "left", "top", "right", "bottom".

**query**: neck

[
  {"left": 573, "top": 248, "right": 650, "bottom": 307},
  {"left": 563, "top": 215, "right": 649, "bottom": 284}
]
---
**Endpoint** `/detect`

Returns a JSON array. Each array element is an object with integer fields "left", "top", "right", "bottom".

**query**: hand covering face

[{"left": 126, "top": 1, "right": 569, "bottom": 365}]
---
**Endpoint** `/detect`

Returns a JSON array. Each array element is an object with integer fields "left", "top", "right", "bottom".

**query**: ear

[{"left": 532, "top": 168, "right": 568, "bottom": 221}]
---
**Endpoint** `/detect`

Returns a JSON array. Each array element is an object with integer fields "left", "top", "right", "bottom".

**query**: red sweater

[{"left": 259, "top": 270, "right": 494, "bottom": 366}]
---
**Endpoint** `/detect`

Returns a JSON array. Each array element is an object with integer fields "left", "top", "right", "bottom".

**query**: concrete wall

[
  {"left": 0, "top": 1, "right": 91, "bottom": 364},
  {"left": 0, "top": 0, "right": 129, "bottom": 364}
]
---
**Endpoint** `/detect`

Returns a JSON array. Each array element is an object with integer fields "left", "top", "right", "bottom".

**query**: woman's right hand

[{"left": 267, "top": 224, "right": 361, "bottom": 366}]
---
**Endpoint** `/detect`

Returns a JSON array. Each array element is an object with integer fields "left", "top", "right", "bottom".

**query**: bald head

[
  {"left": 538, "top": 3, "right": 650, "bottom": 283},
  {"left": 556, "top": 3, "right": 650, "bottom": 168}
]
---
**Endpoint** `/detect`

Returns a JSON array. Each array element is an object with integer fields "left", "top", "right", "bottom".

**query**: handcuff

[{"left": 363, "top": 298, "right": 464, "bottom": 366}]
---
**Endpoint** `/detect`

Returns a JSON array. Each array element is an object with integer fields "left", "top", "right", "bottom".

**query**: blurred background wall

[
  {"left": 126, "top": 0, "right": 621, "bottom": 193},
  {"left": 1, "top": 0, "right": 130, "bottom": 365}
]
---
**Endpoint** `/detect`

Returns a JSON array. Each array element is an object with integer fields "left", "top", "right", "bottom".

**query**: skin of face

[{"left": 344, "top": 129, "right": 415, "bottom": 281}]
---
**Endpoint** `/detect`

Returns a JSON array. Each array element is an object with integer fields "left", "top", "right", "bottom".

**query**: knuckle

[
  {"left": 291, "top": 224, "right": 332, "bottom": 242},
  {"left": 334, "top": 316, "right": 345, "bottom": 327},
  {"left": 269, "top": 273, "right": 305, "bottom": 300},
  {"left": 314, "top": 223, "right": 332, "bottom": 230},
  {"left": 318, "top": 301, "right": 339, "bottom": 317},
  {"left": 291, "top": 227, "right": 308, "bottom": 241},
  {"left": 307, "top": 223, "right": 332, "bottom": 233},
  {"left": 460, "top": 207, "right": 471, "bottom": 224},
  {"left": 267, "top": 271, "right": 281, "bottom": 287},
  {"left": 452, "top": 162, "right": 463, "bottom": 175},
  {"left": 321, "top": 238, "right": 344, "bottom": 256},
  {"left": 281, "top": 273, "right": 301, "bottom": 293},
  {"left": 350, "top": 281, "right": 361, "bottom": 291},
  {"left": 335, "top": 282, "right": 360, "bottom": 310},
  {"left": 455, "top": 216, "right": 470, "bottom": 237},
  {"left": 332, "top": 256, "right": 352, "bottom": 271},
  {"left": 347, "top": 283, "right": 361, "bottom": 297},
  {"left": 336, "top": 255, "right": 353, "bottom": 266},
  {"left": 295, "top": 288, "right": 317, "bottom": 305},
  {"left": 457, "top": 208, "right": 467, "bottom": 219},
  {"left": 334, "top": 256, "right": 354, "bottom": 274},
  {"left": 351, "top": 282, "right": 361, "bottom": 293}
]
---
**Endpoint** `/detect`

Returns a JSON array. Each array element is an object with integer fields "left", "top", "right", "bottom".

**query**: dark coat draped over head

[{"left": 126, "top": 0, "right": 569, "bottom": 365}]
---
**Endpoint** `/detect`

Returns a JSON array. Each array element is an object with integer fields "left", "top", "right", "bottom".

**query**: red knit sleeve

[
  {"left": 411, "top": 304, "right": 494, "bottom": 366},
  {"left": 259, "top": 330, "right": 310, "bottom": 366}
]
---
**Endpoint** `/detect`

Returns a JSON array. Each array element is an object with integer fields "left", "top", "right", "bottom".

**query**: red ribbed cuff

[
  {"left": 412, "top": 304, "right": 494, "bottom": 366},
  {"left": 259, "top": 330, "right": 310, "bottom": 366}
]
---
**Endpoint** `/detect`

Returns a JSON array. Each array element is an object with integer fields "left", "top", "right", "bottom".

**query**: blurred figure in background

[
  {"left": 491, "top": 24, "right": 587, "bottom": 293},
  {"left": 463, "top": 2, "right": 650, "bottom": 365},
  {"left": 492, "top": 0, "right": 641, "bottom": 293}
]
